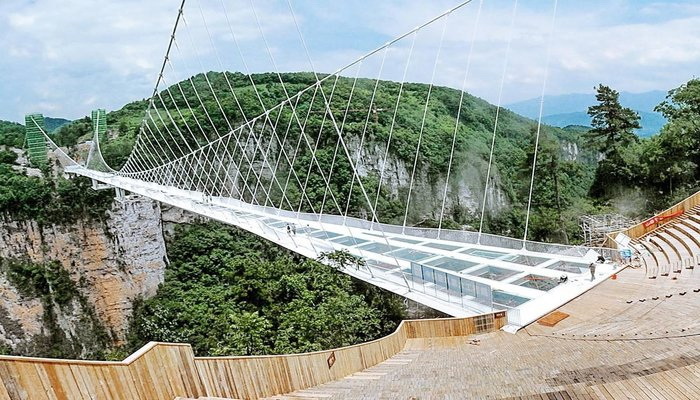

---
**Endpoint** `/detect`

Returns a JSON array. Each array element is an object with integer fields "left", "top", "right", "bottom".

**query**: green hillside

[{"left": 49, "top": 72, "right": 598, "bottom": 243}]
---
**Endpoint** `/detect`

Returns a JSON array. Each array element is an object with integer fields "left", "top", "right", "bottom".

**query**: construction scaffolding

[
  {"left": 579, "top": 214, "right": 635, "bottom": 247},
  {"left": 24, "top": 113, "right": 48, "bottom": 167}
]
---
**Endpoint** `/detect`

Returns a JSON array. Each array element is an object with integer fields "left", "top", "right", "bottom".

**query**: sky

[{"left": 1, "top": 0, "right": 699, "bottom": 123}]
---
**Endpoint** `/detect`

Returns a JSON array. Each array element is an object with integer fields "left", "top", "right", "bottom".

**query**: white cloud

[
  {"left": 8, "top": 13, "right": 36, "bottom": 28},
  {"left": 0, "top": 0, "right": 699, "bottom": 122}
]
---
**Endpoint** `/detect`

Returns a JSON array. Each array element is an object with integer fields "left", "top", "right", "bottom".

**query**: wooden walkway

[{"left": 267, "top": 266, "right": 700, "bottom": 399}]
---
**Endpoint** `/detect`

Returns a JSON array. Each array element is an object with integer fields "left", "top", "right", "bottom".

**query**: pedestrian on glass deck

[{"left": 589, "top": 262, "right": 596, "bottom": 281}]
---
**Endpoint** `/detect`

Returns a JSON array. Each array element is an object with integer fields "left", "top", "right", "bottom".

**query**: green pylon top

[
  {"left": 24, "top": 113, "right": 48, "bottom": 167},
  {"left": 91, "top": 109, "right": 107, "bottom": 138}
]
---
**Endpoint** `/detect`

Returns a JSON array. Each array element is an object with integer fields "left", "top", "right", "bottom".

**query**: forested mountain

[{"left": 44, "top": 117, "right": 71, "bottom": 133}]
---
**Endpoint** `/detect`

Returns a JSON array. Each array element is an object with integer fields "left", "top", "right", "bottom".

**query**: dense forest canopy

[{"left": 127, "top": 222, "right": 406, "bottom": 357}]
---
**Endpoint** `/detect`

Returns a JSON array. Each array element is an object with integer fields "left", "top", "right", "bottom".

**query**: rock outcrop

[{"left": 0, "top": 195, "right": 167, "bottom": 352}]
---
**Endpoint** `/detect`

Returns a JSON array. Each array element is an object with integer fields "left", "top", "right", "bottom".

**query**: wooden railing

[
  {"left": 0, "top": 312, "right": 506, "bottom": 400},
  {"left": 606, "top": 189, "right": 700, "bottom": 247}
]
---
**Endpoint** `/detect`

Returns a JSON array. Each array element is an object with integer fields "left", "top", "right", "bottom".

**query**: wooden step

[{"left": 668, "top": 224, "right": 700, "bottom": 253}]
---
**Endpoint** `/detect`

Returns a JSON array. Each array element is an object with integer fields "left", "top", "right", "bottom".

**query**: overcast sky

[{"left": 1, "top": 0, "right": 699, "bottom": 123}]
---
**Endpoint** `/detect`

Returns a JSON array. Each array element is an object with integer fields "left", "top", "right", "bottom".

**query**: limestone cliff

[{"left": 0, "top": 195, "right": 167, "bottom": 355}]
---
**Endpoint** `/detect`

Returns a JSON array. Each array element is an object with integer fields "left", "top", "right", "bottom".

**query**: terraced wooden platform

[
  {"left": 632, "top": 205, "right": 700, "bottom": 279},
  {"left": 267, "top": 266, "right": 700, "bottom": 400}
]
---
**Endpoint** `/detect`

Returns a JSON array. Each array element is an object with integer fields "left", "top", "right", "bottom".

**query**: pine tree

[
  {"left": 586, "top": 84, "right": 641, "bottom": 197},
  {"left": 586, "top": 84, "right": 641, "bottom": 161}
]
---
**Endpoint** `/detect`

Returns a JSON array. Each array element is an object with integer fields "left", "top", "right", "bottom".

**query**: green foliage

[
  {"left": 583, "top": 79, "right": 700, "bottom": 212},
  {"left": 0, "top": 164, "right": 113, "bottom": 224},
  {"left": 585, "top": 84, "right": 641, "bottom": 198},
  {"left": 0, "top": 120, "right": 25, "bottom": 148},
  {"left": 210, "top": 311, "right": 272, "bottom": 356},
  {"left": 53, "top": 117, "right": 92, "bottom": 147},
  {"left": 586, "top": 85, "right": 641, "bottom": 155},
  {"left": 128, "top": 222, "right": 406, "bottom": 356},
  {"left": 0, "top": 149, "right": 18, "bottom": 164},
  {"left": 642, "top": 79, "right": 700, "bottom": 199}
]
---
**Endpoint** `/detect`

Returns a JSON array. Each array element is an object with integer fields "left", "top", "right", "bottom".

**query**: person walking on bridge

[{"left": 589, "top": 262, "right": 596, "bottom": 281}]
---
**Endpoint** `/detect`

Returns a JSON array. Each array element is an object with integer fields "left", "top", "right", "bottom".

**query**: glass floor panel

[
  {"left": 296, "top": 226, "right": 318, "bottom": 234},
  {"left": 547, "top": 261, "right": 589, "bottom": 274},
  {"left": 467, "top": 266, "right": 520, "bottom": 281},
  {"left": 392, "top": 237, "right": 424, "bottom": 244},
  {"left": 426, "top": 257, "right": 478, "bottom": 272},
  {"left": 512, "top": 274, "right": 560, "bottom": 291},
  {"left": 387, "top": 248, "right": 435, "bottom": 262},
  {"left": 261, "top": 218, "right": 278, "bottom": 224},
  {"left": 309, "top": 230, "right": 343, "bottom": 239},
  {"left": 461, "top": 248, "right": 508, "bottom": 259},
  {"left": 423, "top": 242, "right": 461, "bottom": 251},
  {"left": 502, "top": 254, "right": 551, "bottom": 266},
  {"left": 366, "top": 260, "right": 400, "bottom": 271},
  {"left": 357, "top": 242, "right": 401, "bottom": 254},
  {"left": 331, "top": 236, "right": 369, "bottom": 246},
  {"left": 268, "top": 221, "right": 288, "bottom": 228},
  {"left": 492, "top": 290, "right": 531, "bottom": 308}
]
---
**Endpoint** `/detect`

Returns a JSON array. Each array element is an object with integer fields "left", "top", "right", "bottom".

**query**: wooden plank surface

[{"left": 0, "top": 314, "right": 504, "bottom": 400}]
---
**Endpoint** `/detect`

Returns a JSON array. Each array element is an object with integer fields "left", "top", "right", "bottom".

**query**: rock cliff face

[
  {"left": 345, "top": 136, "right": 508, "bottom": 221},
  {"left": 0, "top": 195, "right": 167, "bottom": 354}
]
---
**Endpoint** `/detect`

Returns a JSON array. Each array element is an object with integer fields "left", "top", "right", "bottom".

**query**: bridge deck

[
  {"left": 68, "top": 166, "right": 615, "bottom": 328},
  {"left": 266, "top": 266, "right": 700, "bottom": 399}
]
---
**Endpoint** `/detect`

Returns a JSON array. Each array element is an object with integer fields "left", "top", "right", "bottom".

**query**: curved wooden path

[{"left": 268, "top": 266, "right": 700, "bottom": 400}]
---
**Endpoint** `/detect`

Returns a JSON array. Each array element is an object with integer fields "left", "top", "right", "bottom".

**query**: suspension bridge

[{"left": 25, "top": 0, "right": 621, "bottom": 331}]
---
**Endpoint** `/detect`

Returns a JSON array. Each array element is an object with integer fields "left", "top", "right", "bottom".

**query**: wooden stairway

[{"left": 630, "top": 205, "right": 700, "bottom": 279}]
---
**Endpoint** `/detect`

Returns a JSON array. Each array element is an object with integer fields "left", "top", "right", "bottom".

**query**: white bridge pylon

[{"left": 67, "top": 165, "right": 616, "bottom": 331}]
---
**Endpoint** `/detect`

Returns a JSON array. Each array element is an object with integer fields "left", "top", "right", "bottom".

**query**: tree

[
  {"left": 212, "top": 311, "right": 272, "bottom": 356},
  {"left": 586, "top": 85, "right": 641, "bottom": 157},
  {"left": 318, "top": 250, "right": 365, "bottom": 271},
  {"left": 520, "top": 127, "right": 570, "bottom": 243},
  {"left": 585, "top": 84, "right": 641, "bottom": 197},
  {"left": 648, "top": 79, "right": 700, "bottom": 196},
  {"left": 0, "top": 149, "right": 17, "bottom": 164}
]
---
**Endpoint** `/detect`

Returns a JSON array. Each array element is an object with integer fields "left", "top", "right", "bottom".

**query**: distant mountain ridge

[
  {"left": 45, "top": 117, "right": 71, "bottom": 133},
  {"left": 506, "top": 90, "right": 667, "bottom": 137}
]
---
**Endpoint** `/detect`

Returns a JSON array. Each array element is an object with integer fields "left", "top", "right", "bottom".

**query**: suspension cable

[
  {"left": 523, "top": 0, "right": 560, "bottom": 244},
  {"left": 477, "top": 0, "right": 520, "bottom": 243}
]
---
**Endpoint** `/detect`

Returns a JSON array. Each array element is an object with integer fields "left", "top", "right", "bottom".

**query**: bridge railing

[
  {"left": 408, "top": 261, "right": 494, "bottom": 312},
  {"left": 218, "top": 196, "right": 593, "bottom": 258},
  {"left": 84, "top": 174, "right": 596, "bottom": 260}
]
